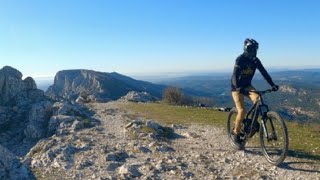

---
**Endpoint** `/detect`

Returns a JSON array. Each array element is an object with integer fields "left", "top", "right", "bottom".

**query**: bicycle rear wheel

[
  {"left": 260, "top": 111, "right": 288, "bottom": 166},
  {"left": 226, "top": 108, "right": 237, "bottom": 138}
]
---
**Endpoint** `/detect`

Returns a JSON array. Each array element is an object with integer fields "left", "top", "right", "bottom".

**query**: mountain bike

[{"left": 226, "top": 89, "right": 288, "bottom": 166}]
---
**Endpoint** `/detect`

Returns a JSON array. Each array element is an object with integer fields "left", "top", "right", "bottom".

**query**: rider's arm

[
  {"left": 255, "top": 58, "right": 275, "bottom": 86},
  {"left": 231, "top": 57, "right": 241, "bottom": 90}
]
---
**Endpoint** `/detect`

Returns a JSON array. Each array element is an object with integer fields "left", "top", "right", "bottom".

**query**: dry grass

[{"left": 123, "top": 102, "right": 320, "bottom": 162}]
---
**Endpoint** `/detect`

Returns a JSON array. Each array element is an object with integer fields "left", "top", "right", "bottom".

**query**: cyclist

[{"left": 230, "top": 38, "right": 279, "bottom": 148}]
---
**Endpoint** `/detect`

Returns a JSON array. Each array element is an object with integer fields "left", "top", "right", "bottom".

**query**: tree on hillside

[{"left": 162, "top": 86, "right": 183, "bottom": 105}]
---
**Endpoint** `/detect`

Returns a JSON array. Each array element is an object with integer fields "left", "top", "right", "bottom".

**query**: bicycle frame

[{"left": 245, "top": 92, "right": 275, "bottom": 141}]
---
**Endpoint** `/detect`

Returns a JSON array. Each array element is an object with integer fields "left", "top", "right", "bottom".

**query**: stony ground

[{"left": 29, "top": 101, "right": 320, "bottom": 180}]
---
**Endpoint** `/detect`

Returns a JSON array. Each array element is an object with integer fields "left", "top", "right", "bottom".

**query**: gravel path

[{"left": 87, "top": 102, "right": 320, "bottom": 180}]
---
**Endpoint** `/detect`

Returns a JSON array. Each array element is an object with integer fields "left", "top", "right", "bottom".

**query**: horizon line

[{"left": 29, "top": 66, "right": 320, "bottom": 80}]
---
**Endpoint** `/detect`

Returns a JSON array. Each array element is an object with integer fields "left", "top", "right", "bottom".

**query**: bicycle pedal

[
  {"left": 239, "top": 133, "right": 245, "bottom": 138},
  {"left": 239, "top": 136, "right": 246, "bottom": 141}
]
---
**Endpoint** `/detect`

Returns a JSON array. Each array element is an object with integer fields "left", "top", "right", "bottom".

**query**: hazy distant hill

[
  {"left": 34, "top": 79, "right": 53, "bottom": 91},
  {"left": 46, "top": 69, "right": 166, "bottom": 101},
  {"left": 159, "top": 69, "right": 320, "bottom": 124}
]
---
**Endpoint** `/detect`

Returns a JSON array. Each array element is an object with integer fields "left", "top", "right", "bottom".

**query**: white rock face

[{"left": 46, "top": 70, "right": 164, "bottom": 102}]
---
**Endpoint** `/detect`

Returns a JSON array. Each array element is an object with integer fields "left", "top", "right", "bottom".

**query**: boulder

[
  {"left": 47, "top": 115, "right": 76, "bottom": 136},
  {"left": 126, "top": 120, "right": 174, "bottom": 139}
]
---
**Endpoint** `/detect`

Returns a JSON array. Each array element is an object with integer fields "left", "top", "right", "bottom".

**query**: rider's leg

[
  {"left": 232, "top": 91, "right": 246, "bottom": 134},
  {"left": 246, "top": 86, "right": 259, "bottom": 104}
]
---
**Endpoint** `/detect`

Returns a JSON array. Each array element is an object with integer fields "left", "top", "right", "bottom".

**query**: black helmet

[{"left": 244, "top": 38, "right": 259, "bottom": 57}]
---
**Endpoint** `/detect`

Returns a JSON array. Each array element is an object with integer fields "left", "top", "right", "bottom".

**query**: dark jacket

[{"left": 231, "top": 53, "right": 275, "bottom": 91}]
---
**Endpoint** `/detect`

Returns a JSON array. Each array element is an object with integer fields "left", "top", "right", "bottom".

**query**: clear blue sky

[{"left": 1, "top": 0, "right": 320, "bottom": 78}]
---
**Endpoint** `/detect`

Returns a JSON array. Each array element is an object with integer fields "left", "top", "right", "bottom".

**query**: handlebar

[{"left": 248, "top": 89, "right": 276, "bottom": 96}]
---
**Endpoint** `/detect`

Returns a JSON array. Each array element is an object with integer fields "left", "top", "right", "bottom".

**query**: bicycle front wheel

[
  {"left": 226, "top": 108, "right": 245, "bottom": 149},
  {"left": 260, "top": 111, "right": 288, "bottom": 166}
]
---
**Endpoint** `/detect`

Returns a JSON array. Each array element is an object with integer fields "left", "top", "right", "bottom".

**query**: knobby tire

[{"left": 259, "top": 111, "right": 288, "bottom": 166}]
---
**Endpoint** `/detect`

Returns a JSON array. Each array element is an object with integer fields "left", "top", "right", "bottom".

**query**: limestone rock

[
  {"left": 0, "top": 66, "right": 39, "bottom": 106},
  {"left": 76, "top": 91, "right": 96, "bottom": 103},
  {"left": 23, "top": 76, "right": 37, "bottom": 90},
  {"left": 0, "top": 106, "right": 13, "bottom": 127},
  {"left": 126, "top": 120, "right": 174, "bottom": 140},
  {"left": 46, "top": 69, "right": 164, "bottom": 102},
  {"left": 0, "top": 66, "right": 52, "bottom": 157},
  {"left": 0, "top": 66, "right": 22, "bottom": 79},
  {"left": 119, "top": 91, "right": 157, "bottom": 102},
  {"left": 47, "top": 115, "right": 76, "bottom": 136},
  {"left": 24, "top": 101, "right": 53, "bottom": 140}
]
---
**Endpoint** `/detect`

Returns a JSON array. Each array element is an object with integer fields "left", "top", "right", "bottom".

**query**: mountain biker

[{"left": 230, "top": 38, "right": 279, "bottom": 148}]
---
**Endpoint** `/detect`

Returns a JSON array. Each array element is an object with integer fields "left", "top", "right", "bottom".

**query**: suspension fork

[
  {"left": 261, "top": 112, "right": 277, "bottom": 141},
  {"left": 261, "top": 114, "right": 269, "bottom": 139},
  {"left": 268, "top": 117, "right": 278, "bottom": 140}
]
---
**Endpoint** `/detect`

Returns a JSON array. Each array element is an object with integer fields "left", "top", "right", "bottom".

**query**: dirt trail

[{"left": 86, "top": 101, "right": 320, "bottom": 179}]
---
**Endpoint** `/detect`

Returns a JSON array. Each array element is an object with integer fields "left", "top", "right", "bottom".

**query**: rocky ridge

[{"left": 46, "top": 70, "right": 165, "bottom": 102}]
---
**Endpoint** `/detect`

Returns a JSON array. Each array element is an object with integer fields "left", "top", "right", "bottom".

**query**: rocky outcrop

[
  {"left": 47, "top": 101, "right": 96, "bottom": 136},
  {"left": 0, "top": 66, "right": 97, "bottom": 178},
  {"left": 46, "top": 70, "right": 165, "bottom": 102},
  {"left": 125, "top": 119, "right": 174, "bottom": 140},
  {"left": 119, "top": 91, "right": 157, "bottom": 102},
  {"left": 0, "top": 66, "right": 54, "bottom": 177},
  {"left": 0, "top": 66, "right": 40, "bottom": 106},
  {"left": 75, "top": 91, "right": 96, "bottom": 103},
  {"left": 23, "top": 102, "right": 99, "bottom": 178},
  {"left": 24, "top": 101, "right": 53, "bottom": 140}
]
